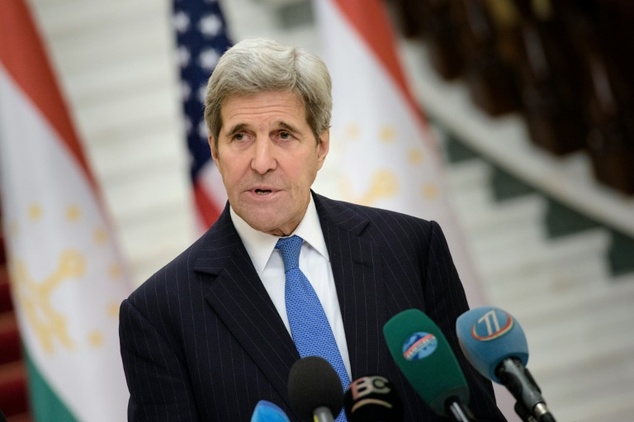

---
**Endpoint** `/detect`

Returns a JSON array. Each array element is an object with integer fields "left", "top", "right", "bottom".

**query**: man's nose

[{"left": 251, "top": 137, "right": 276, "bottom": 174}]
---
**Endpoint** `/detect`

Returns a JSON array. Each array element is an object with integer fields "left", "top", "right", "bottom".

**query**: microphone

[
  {"left": 343, "top": 375, "right": 403, "bottom": 421},
  {"left": 456, "top": 306, "right": 556, "bottom": 422},
  {"left": 287, "top": 356, "right": 343, "bottom": 422},
  {"left": 250, "top": 400, "right": 291, "bottom": 422},
  {"left": 383, "top": 309, "right": 476, "bottom": 421}
]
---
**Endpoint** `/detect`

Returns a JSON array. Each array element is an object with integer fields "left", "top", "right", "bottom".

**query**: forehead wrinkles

[
  {"left": 224, "top": 103, "right": 298, "bottom": 121},
  {"left": 221, "top": 94, "right": 307, "bottom": 132}
]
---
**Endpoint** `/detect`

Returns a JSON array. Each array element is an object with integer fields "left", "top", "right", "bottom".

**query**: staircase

[
  {"left": 394, "top": 21, "right": 634, "bottom": 417},
  {"left": 440, "top": 131, "right": 634, "bottom": 422}
]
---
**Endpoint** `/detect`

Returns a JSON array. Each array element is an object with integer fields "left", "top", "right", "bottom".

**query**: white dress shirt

[{"left": 230, "top": 195, "right": 352, "bottom": 379}]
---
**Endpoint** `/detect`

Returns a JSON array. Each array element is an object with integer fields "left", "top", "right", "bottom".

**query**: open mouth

[{"left": 254, "top": 189, "right": 272, "bottom": 195}]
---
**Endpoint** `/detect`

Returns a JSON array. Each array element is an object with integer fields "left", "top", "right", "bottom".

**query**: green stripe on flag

[{"left": 23, "top": 347, "right": 78, "bottom": 422}]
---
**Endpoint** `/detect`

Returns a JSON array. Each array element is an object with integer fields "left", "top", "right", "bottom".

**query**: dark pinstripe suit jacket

[{"left": 119, "top": 193, "right": 505, "bottom": 421}]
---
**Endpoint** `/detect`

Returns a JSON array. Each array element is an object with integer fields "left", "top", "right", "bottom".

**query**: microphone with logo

[
  {"left": 343, "top": 375, "right": 403, "bottom": 421},
  {"left": 383, "top": 309, "right": 477, "bottom": 422},
  {"left": 250, "top": 400, "right": 291, "bottom": 422},
  {"left": 456, "top": 306, "right": 556, "bottom": 422},
  {"left": 287, "top": 356, "right": 344, "bottom": 422}
]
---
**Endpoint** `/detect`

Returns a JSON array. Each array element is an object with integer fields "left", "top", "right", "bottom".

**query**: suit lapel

[
  {"left": 314, "top": 194, "right": 389, "bottom": 380},
  {"left": 193, "top": 207, "right": 299, "bottom": 407},
  {"left": 192, "top": 196, "right": 392, "bottom": 405}
]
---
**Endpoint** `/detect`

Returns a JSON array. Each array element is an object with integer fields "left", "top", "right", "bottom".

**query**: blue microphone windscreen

[
  {"left": 383, "top": 309, "right": 469, "bottom": 417},
  {"left": 250, "top": 400, "right": 291, "bottom": 422},
  {"left": 456, "top": 306, "right": 529, "bottom": 384}
]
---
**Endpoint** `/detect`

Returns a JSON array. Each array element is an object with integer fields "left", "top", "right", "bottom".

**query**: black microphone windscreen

[
  {"left": 344, "top": 375, "right": 403, "bottom": 422},
  {"left": 288, "top": 356, "right": 343, "bottom": 422}
]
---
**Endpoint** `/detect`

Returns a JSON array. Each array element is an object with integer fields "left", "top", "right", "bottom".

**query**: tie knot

[{"left": 276, "top": 235, "right": 303, "bottom": 271}]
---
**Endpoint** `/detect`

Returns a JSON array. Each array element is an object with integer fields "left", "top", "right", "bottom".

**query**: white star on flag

[
  {"left": 177, "top": 45, "right": 191, "bottom": 67},
  {"left": 199, "top": 14, "right": 222, "bottom": 37},
  {"left": 198, "top": 48, "right": 220, "bottom": 71},
  {"left": 173, "top": 10, "right": 190, "bottom": 33}
]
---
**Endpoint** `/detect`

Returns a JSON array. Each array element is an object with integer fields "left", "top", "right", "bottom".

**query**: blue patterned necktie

[{"left": 276, "top": 235, "right": 349, "bottom": 421}]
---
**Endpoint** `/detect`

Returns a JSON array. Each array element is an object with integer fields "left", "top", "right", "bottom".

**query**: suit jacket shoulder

[
  {"left": 120, "top": 204, "right": 300, "bottom": 421},
  {"left": 312, "top": 193, "right": 505, "bottom": 421}
]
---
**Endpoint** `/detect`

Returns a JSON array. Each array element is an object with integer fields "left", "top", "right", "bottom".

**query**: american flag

[{"left": 172, "top": 0, "right": 232, "bottom": 230}]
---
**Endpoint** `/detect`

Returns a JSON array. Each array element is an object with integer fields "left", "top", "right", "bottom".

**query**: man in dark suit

[{"left": 119, "top": 38, "right": 506, "bottom": 421}]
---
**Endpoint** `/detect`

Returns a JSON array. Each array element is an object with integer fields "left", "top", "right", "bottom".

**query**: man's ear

[
  {"left": 317, "top": 128, "right": 330, "bottom": 169},
  {"left": 209, "top": 136, "right": 218, "bottom": 162}
]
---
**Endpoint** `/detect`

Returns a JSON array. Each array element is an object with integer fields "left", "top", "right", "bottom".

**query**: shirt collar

[{"left": 230, "top": 194, "right": 329, "bottom": 275}]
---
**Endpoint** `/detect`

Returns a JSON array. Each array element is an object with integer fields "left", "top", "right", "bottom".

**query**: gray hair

[{"left": 204, "top": 38, "right": 332, "bottom": 146}]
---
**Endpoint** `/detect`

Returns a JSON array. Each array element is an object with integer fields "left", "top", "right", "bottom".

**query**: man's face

[{"left": 210, "top": 90, "right": 329, "bottom": 236}]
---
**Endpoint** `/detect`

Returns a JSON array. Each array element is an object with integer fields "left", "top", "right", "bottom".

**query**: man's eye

[
  {"left": 233, "top": 133, "right": 245, "bottom": 141},
  {"left": 279, "top": 131, "right": 292, "bottom": 140}
]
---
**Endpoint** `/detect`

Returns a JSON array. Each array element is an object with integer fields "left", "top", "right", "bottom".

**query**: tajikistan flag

[
  {"left": 0, "top": 1, "right": 131, "bottom": 421},
  {"left": 313, "top": 2, "right": 521, "bottom": 418},
  {"left": 314, "top": 0, "right": 486, "bottom": 306}
]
